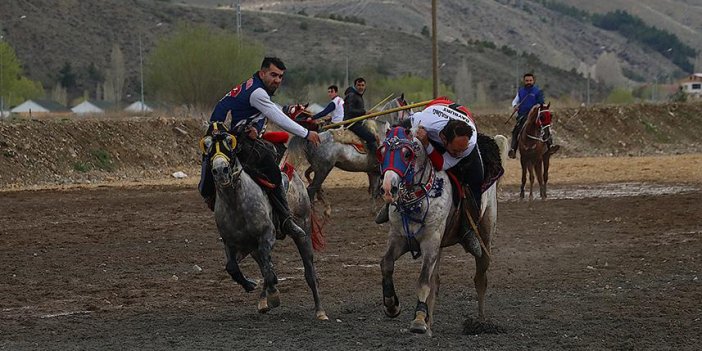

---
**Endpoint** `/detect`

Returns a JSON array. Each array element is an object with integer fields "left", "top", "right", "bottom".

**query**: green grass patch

[
  {"left": 73, "top": 162, "right": 91, "bottom": 172},
  {"left": 90, "top": 149, "right": 114, "bottom": 171}
]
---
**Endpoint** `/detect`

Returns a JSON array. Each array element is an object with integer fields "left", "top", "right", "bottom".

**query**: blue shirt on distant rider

[{"left": 511, "top": 84, "right": 544, "bottom": 119}]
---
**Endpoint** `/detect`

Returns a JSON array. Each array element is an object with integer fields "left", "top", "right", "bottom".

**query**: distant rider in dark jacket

[{"left": 343, "top": 77, "right": 378, "bottom": 156}]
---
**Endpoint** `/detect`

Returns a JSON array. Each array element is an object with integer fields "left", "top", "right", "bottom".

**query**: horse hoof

[
  {"left": 267, "top": 289, "right": 281, "bottom": 308},
  {"left": 383, "top": 296, "right": 401, "bottom": 318},
  {"left": 243, "top": 278, "right": 257, "bottom": 292},
  {"left": 410, "top": 318, "right": 428, "bottom": 334},
  {"left": 316, "top": 311, "right": 329, "bottom": 321},
  {"left": 257, "top": 298, "right": 269, "bottom": 314}
]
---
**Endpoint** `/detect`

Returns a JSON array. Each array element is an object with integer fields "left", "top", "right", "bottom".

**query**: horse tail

[
  {"left": 287, "top": 135, "right": 310, "bottom": 170},
  {"left": 493, "top": 134, "right": 509, "bottom": 170},
  {"left": 310, "top": 210, "right": 326, "bottom": 251}
]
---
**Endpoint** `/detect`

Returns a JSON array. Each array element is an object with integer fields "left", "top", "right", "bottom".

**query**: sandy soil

[{"left": 1, "top": 155, "right": 700, "bottom": 350}]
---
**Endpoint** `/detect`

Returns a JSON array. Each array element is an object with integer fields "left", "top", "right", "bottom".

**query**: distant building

[
  {"left": 679, "top": 73, "right": 702, "bottom": 99},
  {"left": 10, "top": 99, "right": 71, "bottom": 115},
  {"left": 124, "top": 101, "right": 154, "bottom": 113},
  {"left": 71, "top": 100, "right": 114, "bottom": 114}
]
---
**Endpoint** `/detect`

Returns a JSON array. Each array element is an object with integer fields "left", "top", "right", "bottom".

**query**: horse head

[
  {"left": 200, "top": 122, "right": 243, "bottom": 187},
  {"left": 377, "top": 126, "right": 429, "bottom": 204},
  {"left": 283, "top": 103, "right": 318, "bottom": 130},
  {"left": 525, "top": 103, "right": 553, "bottom": 142},
  {"left": 377, "top": 93, "right": 410, "bottom": 125},
  {"left": 536, "top": 103, "right": 553, "bottom": 141}
]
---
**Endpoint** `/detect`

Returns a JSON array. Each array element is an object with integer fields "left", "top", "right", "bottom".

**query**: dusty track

[{"left": 1, "top": 155, "right": 700, "bottom": 350}]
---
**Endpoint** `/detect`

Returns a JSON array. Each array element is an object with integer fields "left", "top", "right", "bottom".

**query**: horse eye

[{"left": 403, "top": 148, "right": 413, "bottom": 161}]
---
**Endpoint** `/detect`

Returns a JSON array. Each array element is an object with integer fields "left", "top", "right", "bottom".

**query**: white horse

[
  {"left": 378, "top": 126, "right": 502, "bottom": 335},
  {"left": 202, "top": 122, "right": 327, "bottom": 320}
]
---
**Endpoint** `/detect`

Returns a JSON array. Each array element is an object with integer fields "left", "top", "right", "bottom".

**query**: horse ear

[
  {"left": 400, "top": 93, "right": 404, "bottom": 100},
  {"left": 304, "top": 103, "right": 309, "bottom": 108},
  {"left": 546, "top": 102, "right": 551, "bottom": 109}
]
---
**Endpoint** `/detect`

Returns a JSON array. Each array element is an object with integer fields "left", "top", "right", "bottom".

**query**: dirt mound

[
  {"left": 0, "top": 116, "right": 203, "bottom": 189},
  {"left": 1, "top": 101, "right": 701, "bottom": 189}
]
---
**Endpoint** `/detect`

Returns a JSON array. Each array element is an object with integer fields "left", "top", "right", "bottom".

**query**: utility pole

[
  {"left": 431, "top": 0, "right": 439, "bottom": 98},
  {"left": 586, "top": 71, "right": 591, "bottom": 105},
  {"left": 0, "top": 35, "right": 4, "bottom": 118},
  {"left": 139, "top": 34, "right": 145, "bottom": 114},
  {"left": 236, "top": 0, "right": 242, "bottom": 48}
]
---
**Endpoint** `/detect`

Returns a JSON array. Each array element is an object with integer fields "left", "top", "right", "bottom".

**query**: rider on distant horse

[
  {"left": 508, "top": 73, "right": 559, "bottom": 158},
  {"left": 343, "top": 77, "right": 378, "bottom": 156},
  {"left": 376, "top": 97, "right": 484, "bottom": 256},
  {"left": 311, "top": 85, "right": 345, "bottom": 125},
  {"left": 199, "top": 57, "right": 321, "bottom": 239}
]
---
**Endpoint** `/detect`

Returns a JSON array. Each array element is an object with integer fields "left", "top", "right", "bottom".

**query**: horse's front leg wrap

[{"left": 414, "top": 300, "right": 428, "bottom": 321}]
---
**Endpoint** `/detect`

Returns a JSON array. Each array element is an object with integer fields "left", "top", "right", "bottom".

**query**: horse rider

[
  {"left": 376, "top": 97, "right": 484, "bottom": 257},
  {"left": 311, "top": 85, "right": 344, "bottom": 125},
  {"left": 199, "top": 57, "right": 321, "bottom": 239},
  {"left": 508, "top": 73, "right": 559, "bottom": 158},
  {"left": 343, "top": 77, "right": 378, "bottom": 156}
]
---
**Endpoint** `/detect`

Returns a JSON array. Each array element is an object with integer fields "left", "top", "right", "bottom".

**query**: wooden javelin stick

[
  {"left": 322, "top": 100, "right": 432, "bottom": 130},
  {"left": 368, "top": 93, "right": 395, "bottom": 113}
]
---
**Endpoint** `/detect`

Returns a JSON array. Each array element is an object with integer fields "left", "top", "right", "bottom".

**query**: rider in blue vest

[
  {"left": 199, "top": 57, "right": 321, "bottom": 239},
  {"left": 508, "top": 73, "right": 559, "bottom": 158}
]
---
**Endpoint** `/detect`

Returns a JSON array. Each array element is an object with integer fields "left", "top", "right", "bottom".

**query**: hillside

[
  {"left": 0, "top": 0, "right": 632, "bottom": 108},
  {"left": 1, "top": 101, "right": 701, "bottom": 189},
  {"left": 557, "top": 0, "right": 702, "bottom": 59},
  {"left": 226, "top": 0, "right": 690, "bottom": 78}
]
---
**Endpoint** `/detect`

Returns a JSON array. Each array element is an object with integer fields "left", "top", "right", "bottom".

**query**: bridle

[
  {"left": 200, "top": 122, "right": 242, "bottom": 186},
  {"left": 525, "top": 105, "right": 552, "bottom": 143},
  {"left": 378, "top": 127, "right": 437, "bottom": 259}
]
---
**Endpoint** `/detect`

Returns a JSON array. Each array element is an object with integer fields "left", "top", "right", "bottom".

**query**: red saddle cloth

[{"left": 253, "top": 131, "right": 295, "bottom": 189}]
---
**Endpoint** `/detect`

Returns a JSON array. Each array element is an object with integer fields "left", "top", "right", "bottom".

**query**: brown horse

[{"left": 518, "top": 103, "right": 553, "bottom": 201}]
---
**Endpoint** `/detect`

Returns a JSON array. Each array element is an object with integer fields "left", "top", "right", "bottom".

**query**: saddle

[
  {"left": 329, "top": 121, "right": 380, "bottom": 154},
  {"left": 444, "top": 133, "right": 505, "bottom": 208}
]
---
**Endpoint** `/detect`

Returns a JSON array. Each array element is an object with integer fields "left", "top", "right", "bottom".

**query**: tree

[
  {"left": 146, "top": 24, "right": 264, "bottom": 108},
  {"left": 0, "top": 40, "right": 43, "bottom": 108},
  {"left": 58, "top": 62, "right": 77, "bottom": 89},
  {"left": 104, "top": 44, "right": 126, "bottom": 104}
]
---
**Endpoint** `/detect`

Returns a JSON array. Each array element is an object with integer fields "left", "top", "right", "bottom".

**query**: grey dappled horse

[
  {"left": 201, "top": 123, "right": 327, "bottom": 320},
  {"left": 378, "top": 126, "right": 502, "bottom": 336},
  {"left": 286, "top": 96, "right": 409, "bottom": 209}
]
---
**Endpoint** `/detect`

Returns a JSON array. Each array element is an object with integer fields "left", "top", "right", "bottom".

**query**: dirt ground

[{"left": 1, "top": 154, "right": 700, "bottom": 350}]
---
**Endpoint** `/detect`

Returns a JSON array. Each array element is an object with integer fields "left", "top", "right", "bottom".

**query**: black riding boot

[
  {"left": 508, "top": 123, "right": 520, "bottom": 158},
  {"left": 267, "top": 185, "right": 306, "bottom": 239},
  {"left": 460, "top": 186, "right": 482, "bottom": 258}
]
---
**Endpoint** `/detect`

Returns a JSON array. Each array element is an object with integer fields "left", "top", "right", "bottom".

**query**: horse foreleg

[
  {"left": 426, "top": 248, "right": 442, "bottom": 333},
  {"left": 474, "top": 246, "right": 491, "bottom": 322},
  {"left": 224, "top": 244, "right": 257, "bottom": 292},
  {"left": 307, "top": 166, "right": 333, "bottom": 204},
  {"left": 519, "top": 158, "right": 527, "bottom": 199},
  {"left": 535, "top": 159, "right": 546, "bottom": 199},
  {"left": 252, "top": 232, "right": 279, "bottom": 314},
  {"left": 528, "top": 163, "right": 535, "bottom": 202},
  {"left": 290, "top": 227, "right": 328, "bottom": 320},
  {"left": 380, "top": 235, "right": 409, "bottom": 319},
  {"left": 411, "top": 235, "right": 442, "bottom": 335},
  {"left": 543, "top": 154, "right": 550, "bottom": 197}
]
